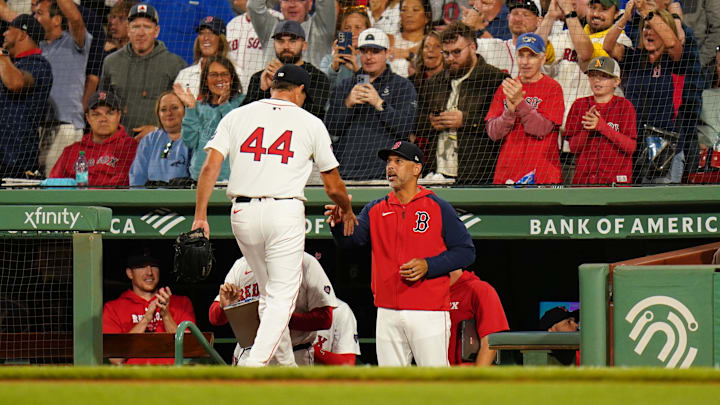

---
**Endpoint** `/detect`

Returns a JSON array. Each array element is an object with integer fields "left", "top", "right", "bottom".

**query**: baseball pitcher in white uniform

[
  {"left": 210, "top": 252, "right": 338, "bottom": 366},
  {"left": 193, "top": 64, "right": 357, "bottom": 367}
]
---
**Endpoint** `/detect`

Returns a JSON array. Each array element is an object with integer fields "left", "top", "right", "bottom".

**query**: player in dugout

[
  {"left": 209, "top": 252, "right": 338, "bottom": 366},
  {"left": 102, "top": 248, "right": 196, "bottom": 365}
]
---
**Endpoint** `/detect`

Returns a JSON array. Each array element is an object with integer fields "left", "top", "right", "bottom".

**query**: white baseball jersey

[
  {"left": 206, "top": 98, "right": 339, "bottom": 200},
  {"left": 314, "top": 298, "right": 361, "bottom": 357},
  {"left": 217, "top": 253, "right": 337, "bottom": 364},
  {"left": 547, "top": 27, "right": 632, "bottom": 125},
  {"left": 226, "top": 11, "right": 282, "bottom": 93}
]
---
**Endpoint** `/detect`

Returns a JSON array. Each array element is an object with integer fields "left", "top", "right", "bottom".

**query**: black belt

[
  {"left": 234, "top": 196, "right": 294, "bottom": 203},
  {"left": 292, "top": 342, "right": 312, "bottom": 352}
]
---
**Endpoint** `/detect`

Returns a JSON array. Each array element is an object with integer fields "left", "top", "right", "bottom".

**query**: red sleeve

[
  {"left": 289, "top": 306, "right": 333, "bottom": 331},
  {"left": 170, "top": 295, "right": 196, "bottom": 325},
  {"left": 208, "top": 301, "right": 228, "bottom": 326},
  {"left": 566, "top": 99, "right": 591, "bottom": 153},
  {"left": 49, "top": 147, "right": 73, "bottom": 178},
  {"left": 313, "top": 343, "right": 356, "bottom": 365},
  {"left": 473, "top": 282, "right": 509, "bottom": 339},
  {"left": 102, "top": 302, "right": 124, "bottom": 333},
  {"left": 516, "top": 100, "right": 556, "bottom": 138},
  {"left": 485, "top": 85, "right": 506, "bottom": 121},
  {"left": 596, "top": 98, "right": 637, "bottom": 155}
]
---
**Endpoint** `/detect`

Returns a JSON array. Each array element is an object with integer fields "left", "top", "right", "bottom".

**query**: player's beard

[{"left": 278, "top": 51, "right": 302, "bottom": 65}]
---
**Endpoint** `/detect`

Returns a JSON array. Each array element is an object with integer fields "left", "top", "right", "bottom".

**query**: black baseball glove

[{"left": 173, "top": 228, "right": 214, "bottom": 283}]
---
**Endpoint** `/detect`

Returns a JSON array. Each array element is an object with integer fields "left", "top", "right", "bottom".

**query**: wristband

[{"left": 565, "top": 11, "right": 578, "bottom": 19}]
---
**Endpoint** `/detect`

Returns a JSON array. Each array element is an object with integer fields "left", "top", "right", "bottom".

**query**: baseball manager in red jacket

[{"left": 326, "top": 141, "right": 475, "bottom": 366}]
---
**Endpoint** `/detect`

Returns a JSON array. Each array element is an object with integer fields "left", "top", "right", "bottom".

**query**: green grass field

[{"left": 2, "top": 367, "right": 720, "bottom": 405}]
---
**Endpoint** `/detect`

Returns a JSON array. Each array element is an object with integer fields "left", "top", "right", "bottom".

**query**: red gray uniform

[
  {"left": 102, "top": 290, "right": 196, "bottom": 365},
  {"left": 448, "top": 271, "right": 508, "bottom": 365},
  {"left": 331, "top": 186, "right": 475, "bottom": 366}
]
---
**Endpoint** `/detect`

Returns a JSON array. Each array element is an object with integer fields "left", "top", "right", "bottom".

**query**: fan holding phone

[{"left": 321, "top": 9, "right": 371, "bottom": 86}]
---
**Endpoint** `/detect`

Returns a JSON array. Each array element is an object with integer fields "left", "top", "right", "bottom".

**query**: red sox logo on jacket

[
  {"left": 525, "top": 96, "right": 542, "bottom": 109},
  {"left": 413, "top": 211, "right": 430, "bottom": 233}
]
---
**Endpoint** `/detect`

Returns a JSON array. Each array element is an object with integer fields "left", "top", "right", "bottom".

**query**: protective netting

[
  {"left": 0, "top": 0, "right": 717, "bottom": 187},
  {"left": 0, "top": 237, "right": 73, "bottom": 364}
]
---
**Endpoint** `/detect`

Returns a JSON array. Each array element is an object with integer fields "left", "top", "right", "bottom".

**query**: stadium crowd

[{"left": 0, "top": 0, "right": 718, "bottom": 186}]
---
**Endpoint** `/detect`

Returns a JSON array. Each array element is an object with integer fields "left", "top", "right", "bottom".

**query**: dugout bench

[{"left": 1, "top": 322, "right": 224, "bottom": 365}]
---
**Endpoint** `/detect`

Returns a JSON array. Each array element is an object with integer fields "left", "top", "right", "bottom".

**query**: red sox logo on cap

[
  {"left": 392, "top": 141, "right": 402, "bottom": 149},
  {"left": 204, "top": 16, "right": 213, "bottom": 23},
  {"left": 138, "top": 4, "right": 147, "bottom": 12},
  {"left": 98, "top": 91, "right": 107, "bottom": 100}
]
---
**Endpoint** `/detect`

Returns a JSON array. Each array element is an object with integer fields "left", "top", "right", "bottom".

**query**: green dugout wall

[
  {"left": 1, "top": 186, "right": 719, "bottom": 239},
  {"left": 1, "top": 186, "right": 718, "bottom": 365}
]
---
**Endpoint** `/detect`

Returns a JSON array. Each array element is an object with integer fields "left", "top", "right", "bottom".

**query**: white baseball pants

[
  {"left": 375, "top": 307, "right": 451, "bottom": 367},
  {"left": 230, "top": 198, "right": 305, "bottom": 367}
]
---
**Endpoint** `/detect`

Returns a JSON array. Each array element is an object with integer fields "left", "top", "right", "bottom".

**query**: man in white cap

[{"left": 325, "top": 27, "right": 417, "bottom": 181}]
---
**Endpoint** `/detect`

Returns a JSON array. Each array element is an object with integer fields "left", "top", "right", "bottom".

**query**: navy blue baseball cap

[
  {"left": 127, "top": 248, "right": 161, "bottom": 269},
  {"left": 128, "top": 3, "right": 159, "bottom": 24},
  {"left": 10, "top": 14, "right": 45, "bottom": 45},
  {"left": 272, "top": 20, "right": 306, "bottom": 39},
  {"left": 539, "top": 306, "right": 579, "bottom": 331},
  {"left": 274, "top": 64, "right": 311, "bottom": 89},
  {"left": 88, "top": 90, "right": 123, "bottom": 111},
  {"left": 197, "top": 16, "right": 226, "bottom": 36},
  {"left": 378, "top": 141, "right": 424, "bottom": 165},
  {"left": 516, "top": 32, "right": 546, "bottom": 54}
]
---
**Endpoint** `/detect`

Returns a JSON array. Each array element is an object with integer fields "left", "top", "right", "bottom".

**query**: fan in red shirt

[
  {"left": 447, "top": 270, "right": 509, "bottom": 366},
  {"left": 486, "top": 32, "right": 564, "bottom": 185},
  {"left": 102, "top": 249, "right": 196, "bottom": 365},
  {"left": 49, "top": 90, "right": 137, "bottom": 186},
  {"left": 565, "top": 56, "right": 637, "bottom": 185}
]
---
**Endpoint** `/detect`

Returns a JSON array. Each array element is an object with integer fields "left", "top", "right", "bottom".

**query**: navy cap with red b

[{"left": 378, "top": 141, "right": 424, "bottom": 166}]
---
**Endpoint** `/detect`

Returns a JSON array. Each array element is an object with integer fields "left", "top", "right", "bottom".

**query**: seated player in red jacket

[
  {"left": 565, "top": 56, "right": 637, "bottom": 185},
  {"left": 49, "top": 90, "right": 138, "bottom": 186},
  {"left": 448, "top": 269, "right": 509, "bottom": 366},
  {"left": 102, "top": 249, "right": 196, "bottom": 365},
  {"left": 486, "top": 32, "right": 564, "bottom": 185}
]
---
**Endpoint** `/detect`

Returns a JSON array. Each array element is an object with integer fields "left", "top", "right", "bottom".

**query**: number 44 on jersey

[{"left": 240, "top": 127, "right": 295, "bottom": 164}]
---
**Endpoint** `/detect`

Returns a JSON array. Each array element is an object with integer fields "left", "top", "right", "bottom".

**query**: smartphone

[
  {"left": 337, "top": 31, "right": 352, "bottom": 54},
  {"left": 357, "top": 74, "right": 370, "bottom": 85}
]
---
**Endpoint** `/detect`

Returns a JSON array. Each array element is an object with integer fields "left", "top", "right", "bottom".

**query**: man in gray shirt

[
  {"left": 248, "top": 0, "right": 335, "bottom": 69},
  {"left": 0, "top": 0, "right": 91, "bottom": 176},
  {"left": 100, "top": 3, "right": 185, "bottom": 140}
]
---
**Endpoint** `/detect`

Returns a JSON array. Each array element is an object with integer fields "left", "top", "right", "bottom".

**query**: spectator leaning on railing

[{"left": 0, "top": 14, "right": 52, "bottom": 178}]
